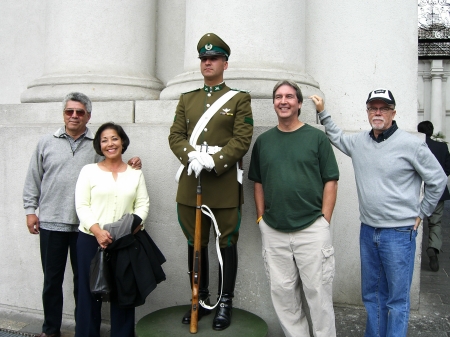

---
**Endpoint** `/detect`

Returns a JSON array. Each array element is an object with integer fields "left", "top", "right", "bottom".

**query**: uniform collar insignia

[{"left": 203, "top": 82, "right": 225, "bottom": 92}]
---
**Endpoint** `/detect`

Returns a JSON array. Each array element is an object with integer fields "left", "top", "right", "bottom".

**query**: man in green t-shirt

[{"left": 248, "top": 80, "right": 339, "bottom": 337}]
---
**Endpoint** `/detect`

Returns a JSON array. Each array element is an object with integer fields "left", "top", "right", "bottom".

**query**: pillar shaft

[
  {"left": 430, "top": 60, "right": 444, "bottom": 134},
  {"left": 160, "top": 0, "right": 321, "bottom": 99},
  {"left": 21, "top": 0, "right": 163, "bottom": 102},
  {"left": 422, "top": 75, "right": 432, "bottom": 122}
]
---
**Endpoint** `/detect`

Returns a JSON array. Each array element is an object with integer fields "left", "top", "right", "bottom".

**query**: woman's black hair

[{"left": 93, "top": 122, "right": 130, "bottom": 156}]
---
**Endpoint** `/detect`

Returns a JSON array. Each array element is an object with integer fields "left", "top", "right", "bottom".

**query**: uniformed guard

[{"left": 168, "top": 33, "right": 253, "bottom": 331}]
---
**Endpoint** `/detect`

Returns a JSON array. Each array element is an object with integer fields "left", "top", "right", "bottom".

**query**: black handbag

[{"left": 89, "top": 247, "right": 113, "bottom": 302}]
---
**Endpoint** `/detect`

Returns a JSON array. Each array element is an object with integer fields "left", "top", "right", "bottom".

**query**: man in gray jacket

[
  {"left": 311, "top": 89, "right": 446, "bottom": 337},
  {"left": 23, "top": 93, "right": 140, "bottom": 337}
]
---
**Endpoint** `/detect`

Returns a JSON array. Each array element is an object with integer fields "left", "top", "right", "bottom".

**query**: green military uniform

[
  {"left": 169, "top": 83, "right": 253, "bottom": 245},
  {"left": 168, "top": 32, "right": 253, "bottom": 331}
]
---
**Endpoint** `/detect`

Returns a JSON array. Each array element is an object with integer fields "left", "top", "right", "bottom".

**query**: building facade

[{"left": 0, "top": 1, "right": 419, "bottom": 336}]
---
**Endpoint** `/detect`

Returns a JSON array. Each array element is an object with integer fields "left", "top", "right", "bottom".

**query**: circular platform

[{"left": 136, "top": 305, "right": 268, "bottom": 336}]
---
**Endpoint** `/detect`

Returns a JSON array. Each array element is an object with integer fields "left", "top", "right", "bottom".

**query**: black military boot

[
  {"left": 212, "top": 244, "right": 238, "bottom": 331},
  {"left": 182, "top": 245, "right": 212, "bottom": 324}
]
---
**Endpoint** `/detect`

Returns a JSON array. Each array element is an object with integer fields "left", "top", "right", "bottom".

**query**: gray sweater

[
  {"left": 23, "top": 127, "right": 102, "bottom": 226},
  {"left": 318, "top": 110, "right": 447, "bottom": 228}
]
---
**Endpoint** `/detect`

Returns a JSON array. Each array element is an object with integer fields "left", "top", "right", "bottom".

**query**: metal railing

[{"left": 418, "top": 0, "right": 450, "bottom": 58}]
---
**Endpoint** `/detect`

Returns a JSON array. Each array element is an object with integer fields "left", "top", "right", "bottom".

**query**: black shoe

[
  {"left": 212, "top": 297, "right": 232, "bottom": 331},
  {"left": 181, "top": 297, "right": 212, "bottom": 324},
  {"left": 427, "top": 247, "right": 439, "bottom": 272}
]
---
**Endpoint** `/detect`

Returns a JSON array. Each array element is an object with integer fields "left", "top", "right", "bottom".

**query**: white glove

[
  {"left": 188, "top": 151, "right": 215, "bottom": 171},
  {"left": 188, "top": 151, "right": 198, "bottom": 162},
  {"left": 197, "top": 152, "right": 215, "bottom": 171},
  {"left": 187, "top": 158, "right": 204, "bottom": 178}
]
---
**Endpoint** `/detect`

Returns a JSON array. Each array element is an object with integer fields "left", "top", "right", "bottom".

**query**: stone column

[
  {"left": 422, "top": 74, "right": 432, "bottom": 122},
  {"left": 430, "top": 60, "right": 444, "bottom": 134},
  {"left": 21, "top": 0, "right": 163, "bottom": 103},
  {"left": 442, "top": 76, "right": 448, "bottom": 137},
  {"left": 160, "top": 0, "right": 322, "bottom": 99},
  {"left": 418, "top": 60, "right": 431, "bottom": 122}
]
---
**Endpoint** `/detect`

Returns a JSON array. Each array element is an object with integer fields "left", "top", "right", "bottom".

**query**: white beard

[{"left": 370, "top": 118, "right": 386, "bottom": 130}]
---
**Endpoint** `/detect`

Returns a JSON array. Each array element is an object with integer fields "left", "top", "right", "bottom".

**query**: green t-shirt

[{"left": 248, "top": 124, "right": 339, "bottom": 232}]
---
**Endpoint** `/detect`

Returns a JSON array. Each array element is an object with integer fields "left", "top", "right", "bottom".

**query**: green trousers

[
  {"left": 177, "top": 203, "right": 240, "bottom": 248},
  {"left": 427, "top": 200, "right": 444, "bottom": 252}
]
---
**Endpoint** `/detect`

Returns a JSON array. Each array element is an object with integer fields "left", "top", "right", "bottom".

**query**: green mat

[{"left": 136, "top": 305, "right": 267, "bottom": 337}]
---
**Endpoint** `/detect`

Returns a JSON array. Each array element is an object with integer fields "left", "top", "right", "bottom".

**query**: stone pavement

[{"left": 1, "top": 203, "right": 450, "bottom": 336}]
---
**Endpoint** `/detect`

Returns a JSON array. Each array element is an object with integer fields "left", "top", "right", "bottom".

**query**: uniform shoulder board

[
  {"left": 181, "top": 88, "right": 201, "bottom": 95},
  {"left": 230, "top": 88, "right": 250, "bottom": 93}
]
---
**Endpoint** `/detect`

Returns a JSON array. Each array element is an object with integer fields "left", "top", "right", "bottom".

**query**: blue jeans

[{"left": 360, "top": 223, "right": 416, "bottom": 337}]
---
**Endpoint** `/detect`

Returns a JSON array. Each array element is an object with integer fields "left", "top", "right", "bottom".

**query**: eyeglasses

[
  {"left": 367, "top": 107, "right": 394, "bottom": 114},
  {"left": 64, "top": 109, "right": 87, "bottom": 117}
]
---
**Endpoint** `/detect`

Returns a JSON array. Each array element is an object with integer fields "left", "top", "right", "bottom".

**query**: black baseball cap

[{"left": 366, "top": 88, "right": 396, "bottom": 106}]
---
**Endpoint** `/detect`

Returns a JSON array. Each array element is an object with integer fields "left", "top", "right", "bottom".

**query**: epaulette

[
  {"left": 230, "top": 88, "right": 250, "bottom": 93},
  {"left": 181, "top": 88, "right": 201, "bottom": 95}
]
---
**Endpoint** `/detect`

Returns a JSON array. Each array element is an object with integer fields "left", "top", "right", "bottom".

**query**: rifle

[{"left": 190, "top": 174, "right": 202, "bottom": 333}]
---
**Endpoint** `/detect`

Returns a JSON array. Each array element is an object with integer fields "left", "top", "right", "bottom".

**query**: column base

[
  {"left": 160, "top": 69, "right": 321, "bottom": 100},
  {"left": 21, "top": 74, "right": 164, "bottom": 102}
]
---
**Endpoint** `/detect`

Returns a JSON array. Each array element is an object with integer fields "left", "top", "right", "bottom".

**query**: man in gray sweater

[
  {"left": 23, "top": 92, "right": 140, "bottom": 337},
  {"left": 311, "top": 89, "right": 446, "bottom": 337}
]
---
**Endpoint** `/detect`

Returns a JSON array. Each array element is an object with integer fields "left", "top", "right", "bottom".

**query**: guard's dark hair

[
  {"left": 272, "top": 80, "right": 303, "bottom": 116},
  {"left": 93, "top": 122, "right": 130, "bottom": 156},
  {"left": 417, "top": 120, "right": 434, "bottom": 137},
  {"left": 62, "top": 92, "right": 92, "bottom": 113}
]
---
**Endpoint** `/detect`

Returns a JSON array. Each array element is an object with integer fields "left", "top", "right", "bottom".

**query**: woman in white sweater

[{"left": 75, "top": 122, "right": 149, "bottom": 337}]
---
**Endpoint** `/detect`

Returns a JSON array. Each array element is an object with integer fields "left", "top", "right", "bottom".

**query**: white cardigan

[{"left": 75, "top": 163, "right": 149, "bottom": 235}]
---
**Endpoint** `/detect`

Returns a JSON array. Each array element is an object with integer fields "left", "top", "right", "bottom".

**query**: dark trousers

[
  {"left": 75, "top": 232, "right": 135, "bottom": 337},
  {"left": 39, "top": 229, "right": 78, "bottom": 335}
]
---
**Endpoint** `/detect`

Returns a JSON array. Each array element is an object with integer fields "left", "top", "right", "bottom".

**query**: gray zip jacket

[{"left": 23, "top": 127, "right": 101, "bottom": 226}]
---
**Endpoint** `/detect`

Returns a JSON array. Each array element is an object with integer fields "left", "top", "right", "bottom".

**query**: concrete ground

[{"left": 1, "top": 203, "right": 450, "bottom": 336}]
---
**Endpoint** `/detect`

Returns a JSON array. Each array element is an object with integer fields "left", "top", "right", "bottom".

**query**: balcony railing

[{"left": 418, "top": 0, "right": 450, "bottom": 58}]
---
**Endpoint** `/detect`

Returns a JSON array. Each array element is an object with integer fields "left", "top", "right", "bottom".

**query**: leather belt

[{"left": 195, "top": 145, "right": 222, "bottom": 154}]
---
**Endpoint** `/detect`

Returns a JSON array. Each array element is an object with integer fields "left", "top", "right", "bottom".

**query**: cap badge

[{"left": 205, "top": 43, "right": 213, "bottom": 51}]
